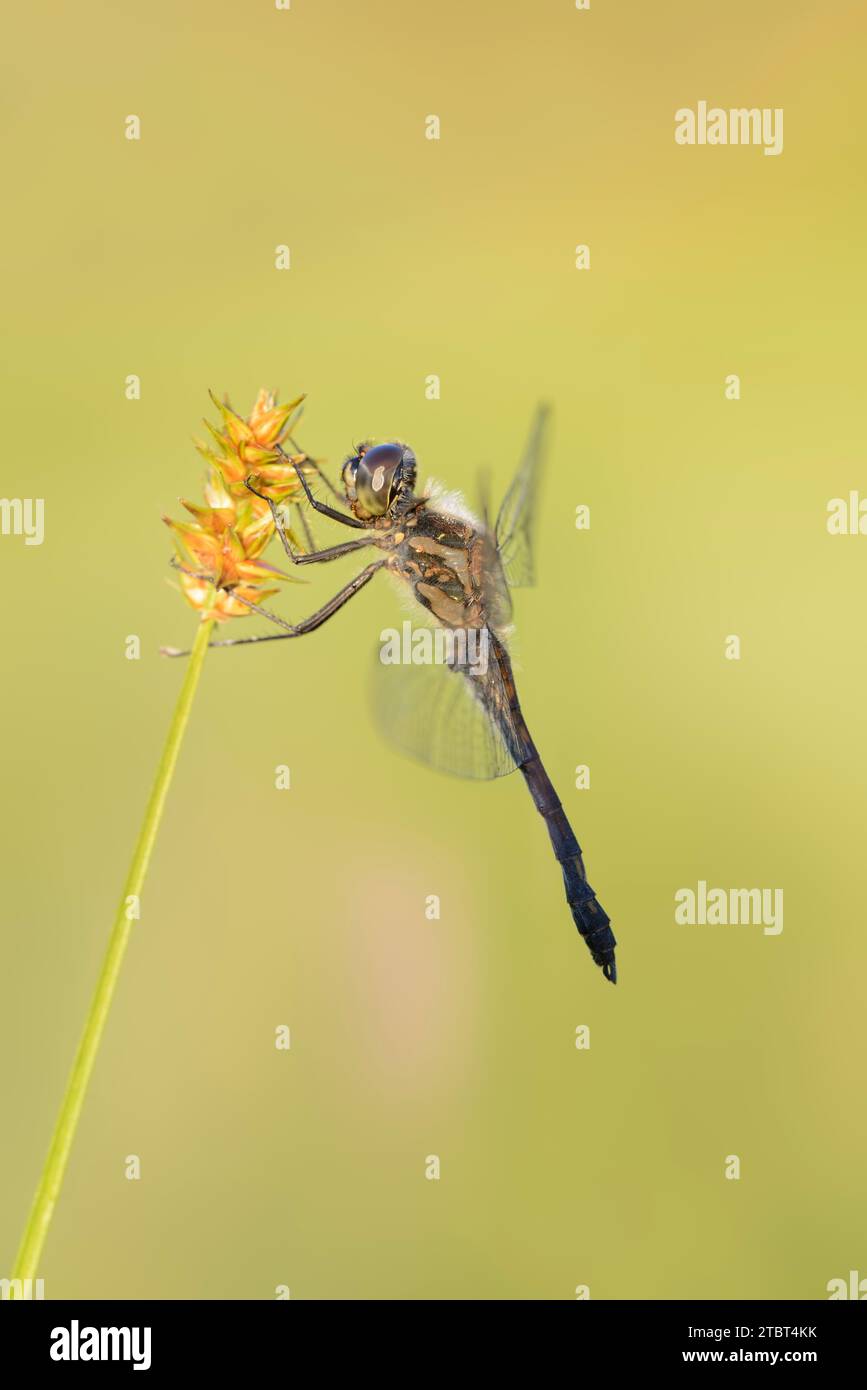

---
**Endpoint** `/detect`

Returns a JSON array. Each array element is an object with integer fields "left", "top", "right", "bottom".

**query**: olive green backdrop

[{"left": 1, "top": 0, "right": 865, "bottom": 1299}]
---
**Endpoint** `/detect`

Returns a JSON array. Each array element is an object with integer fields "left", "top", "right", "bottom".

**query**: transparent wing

[
  {"left": 494, "top": 404, "right": 550, "bottom": 588},
  {"left": 476, "top": 466, "right": 493, "bottom": 531},
  {"left": 478, "top": 524, "right": 513, "bottom": 629},
  {"left": 370, "top": 632, "right": 521, "bottom": 780}
]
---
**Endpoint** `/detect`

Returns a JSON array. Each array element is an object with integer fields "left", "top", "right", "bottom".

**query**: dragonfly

[{"left": 170, "top": 409, "right": 618, "bottom": 984}]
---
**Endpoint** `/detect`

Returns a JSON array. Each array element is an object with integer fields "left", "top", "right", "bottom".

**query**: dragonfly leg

[
  {"left": 269, "top": 446, "right": 366, "bottom": 529},
  {"left": 295, "top": 503, "right": 316, "bottom": 553},
  {"left": 243, "top": 477, "right": 298, "bottom": 557},
  {"left": 245, "top": 480, "right": 374, "bottom": 567},
  {"left": 286, "top": 536, "right": 376, "bottom": 565},
  {"left": 289, "top": 443, "right": 343, "bottom": 501},
  {"left": 161, "top": 559, "right": 387, "bottom": 656},
  {"left": 166, "top": 556, "right": 298, "bottom": 630}
]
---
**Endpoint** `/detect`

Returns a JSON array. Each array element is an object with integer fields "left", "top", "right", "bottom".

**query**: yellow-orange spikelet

[
  {"left": 194, "top": 388, "right": 309, "bottom": 502},
  {"left": 166, "top": 390, "right": 309, "bottom": 622}
]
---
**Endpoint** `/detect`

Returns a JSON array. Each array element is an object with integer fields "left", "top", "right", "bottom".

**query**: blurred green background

[{"left": 2, "top": 0, "right": 866, "bottom": 1300}]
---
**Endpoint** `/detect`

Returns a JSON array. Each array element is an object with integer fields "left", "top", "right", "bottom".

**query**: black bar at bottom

[{"left": 0, "top": 1297, "right": 862, "bottom": 1373}]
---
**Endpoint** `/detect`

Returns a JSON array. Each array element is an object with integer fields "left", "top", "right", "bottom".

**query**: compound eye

[
  {"left": 355, "top": 442, "right": 402, "bottom": 515},
  {"left": 342, "top": 454, "right": 360, "bottom": 494}
]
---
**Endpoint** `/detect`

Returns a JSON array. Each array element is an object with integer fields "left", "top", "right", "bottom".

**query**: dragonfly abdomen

[
  {"left": 490, "top": 634, "right": 618, "bottom": 984},
  {"left": 519, "top": 758, "right": 618, "bottom": 984}
]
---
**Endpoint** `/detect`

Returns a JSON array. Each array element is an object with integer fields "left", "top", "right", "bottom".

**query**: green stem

[{"left": 10, "top": 613, "right": 216, "bottom": 1290}]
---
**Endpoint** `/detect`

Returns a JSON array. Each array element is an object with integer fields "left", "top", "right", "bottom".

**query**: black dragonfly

[{"left": 170, "top": 409, "right": 618, "bottom": 983}]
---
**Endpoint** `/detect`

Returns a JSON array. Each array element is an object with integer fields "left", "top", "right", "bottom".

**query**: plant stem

[{"left": 10, "top": 612, "right": 216, "bottom": 1289}]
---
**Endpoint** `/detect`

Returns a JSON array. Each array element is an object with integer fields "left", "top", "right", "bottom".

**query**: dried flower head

[
  {"left": 196, "top": 388, "right": 310, "bottom": 502},
  {"left": 165, "top": 389, "right": 309, "bottom": 622}
]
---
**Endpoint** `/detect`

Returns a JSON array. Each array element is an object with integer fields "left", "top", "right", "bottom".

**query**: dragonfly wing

[
  {"left": 476, "top": 466, "right": 493, "bottom": 532},
  {"left": 370, "top": 634, "right": 520, "bottom": 780},
  {"left": 494, "top": 404, "right": 550, "bottom": 588},
  {"left": 479, "top": 524, "right": 513, "bottom": 628}
]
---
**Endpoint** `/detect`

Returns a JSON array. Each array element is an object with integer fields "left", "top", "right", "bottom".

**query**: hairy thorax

[{"left": 381, "top": 503, "right": 503, "bottom": 630}]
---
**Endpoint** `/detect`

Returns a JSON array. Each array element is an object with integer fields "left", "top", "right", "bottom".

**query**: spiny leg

[
  {"left": 291, "top": 442, "right": 343, "bottom": 501},
  {"left": 244, "top": 477, "right": 299, "bottom": 558},
  {"left": 245, "top": 479, "right": 375, "bottom": 566},
  {"left": 166, "top": 556, "right": 298, "bottom": 632},
  {"left": 162, "top": 558, "right": 387, "bottom": 656},
  {"left": 295, "top": 504, "right": 316, "bottom": 553},
  {"left": 229, "top": 558, "right": 385, "bottom": 635},
  {"left": 286, "top": 535, "right": 376, "bottom": 566},
  {"left": 276, "top": 444, "right": 366, "bottom": 529}
]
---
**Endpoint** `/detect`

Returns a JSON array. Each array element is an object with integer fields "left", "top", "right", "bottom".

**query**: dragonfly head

[{"left": 342, "top": 441, "right": 417, "bottom": 518}]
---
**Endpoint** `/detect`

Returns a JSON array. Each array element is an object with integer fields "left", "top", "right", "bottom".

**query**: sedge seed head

[{"left": 165, "top": 389, "right": 313, "bottom": 622}]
